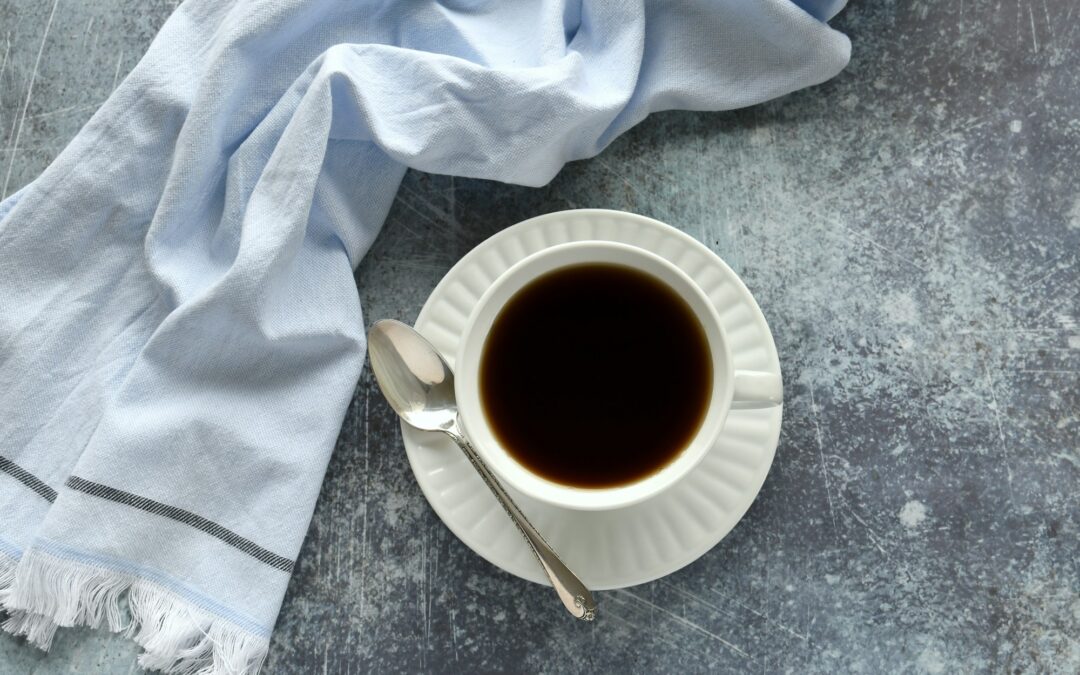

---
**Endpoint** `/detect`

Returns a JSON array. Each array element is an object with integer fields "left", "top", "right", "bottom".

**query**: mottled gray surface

[{"left": 2, "top": 1, "right": 1078, "bottom": 673}]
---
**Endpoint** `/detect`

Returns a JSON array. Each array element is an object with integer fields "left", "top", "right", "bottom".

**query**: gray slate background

[{"left": 1, "top": 1, "right": 1078, "bottom": 673}]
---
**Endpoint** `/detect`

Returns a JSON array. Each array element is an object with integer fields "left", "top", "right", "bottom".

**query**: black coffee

[{"left": 479, "top": 263, "right": 712, "bottom": 489}]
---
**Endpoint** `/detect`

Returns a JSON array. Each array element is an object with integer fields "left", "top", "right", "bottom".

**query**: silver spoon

[{"left": 367, "top": 319, "right": 597, "bottom": 621}]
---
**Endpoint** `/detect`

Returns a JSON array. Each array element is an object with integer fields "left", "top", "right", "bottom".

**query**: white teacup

[{"left": 455, "top": 240, "right": 781, "bottom": 511}]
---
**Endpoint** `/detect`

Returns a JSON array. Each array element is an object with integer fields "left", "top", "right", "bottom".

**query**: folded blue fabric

[{"left": 0, "top": 1, "right": 848, "bottom": 672}]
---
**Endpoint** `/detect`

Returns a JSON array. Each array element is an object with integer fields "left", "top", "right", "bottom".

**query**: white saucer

[{"left": 401, "top": 209, "right": 783, "bottom": 590}]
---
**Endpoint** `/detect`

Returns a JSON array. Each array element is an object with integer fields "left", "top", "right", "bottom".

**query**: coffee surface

[{"left": 479, "top": 263, "right": 712, "bottom": 488}]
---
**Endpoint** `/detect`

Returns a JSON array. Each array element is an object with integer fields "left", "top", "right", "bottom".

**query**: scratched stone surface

[{"left": 1, "top": 1, "right": 1078, "bottom": 673}]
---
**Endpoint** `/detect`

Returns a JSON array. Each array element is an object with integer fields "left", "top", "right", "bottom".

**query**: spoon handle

[{"left": 447, "top": 422, "right": 597, "bottom": 621}]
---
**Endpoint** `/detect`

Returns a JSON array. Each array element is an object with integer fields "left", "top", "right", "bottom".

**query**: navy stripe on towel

[
  {"left": 0, "top": 455, "right": 57, "bottom": 502},
  {"left": 65, "top": 475, "right": 294, "bottom": 573}
]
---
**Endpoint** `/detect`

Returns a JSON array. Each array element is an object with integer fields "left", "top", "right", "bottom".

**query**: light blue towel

[{"left": 0, "top": 1, "right": 848, "bottom": 672}]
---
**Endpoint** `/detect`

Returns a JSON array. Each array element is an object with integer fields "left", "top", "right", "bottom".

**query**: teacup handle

[{"left": 732, "top": 370, "right": 783, "bottom": 408}]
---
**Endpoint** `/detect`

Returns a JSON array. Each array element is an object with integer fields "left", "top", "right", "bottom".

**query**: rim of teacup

[{"left": 454, "top": 240, "right": 735, "bottom": 511}]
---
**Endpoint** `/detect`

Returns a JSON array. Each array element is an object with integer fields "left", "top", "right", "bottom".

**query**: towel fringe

[
  {"left": 0, "top": 550, "right": 14, "bottom": 594},
  {"left": 3, "top": 608, "right": 60, "bottom": 649},
  {"left": 1, "top": 548, "right": 268, "bottom": 675},
  {"left": 0, "top": 551, "right": 60, "bottom": 649}
]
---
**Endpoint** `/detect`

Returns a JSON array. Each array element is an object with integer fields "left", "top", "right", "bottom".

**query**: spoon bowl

[{"left": 368, "top": 319, "right": 457, "bottom": 433}]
